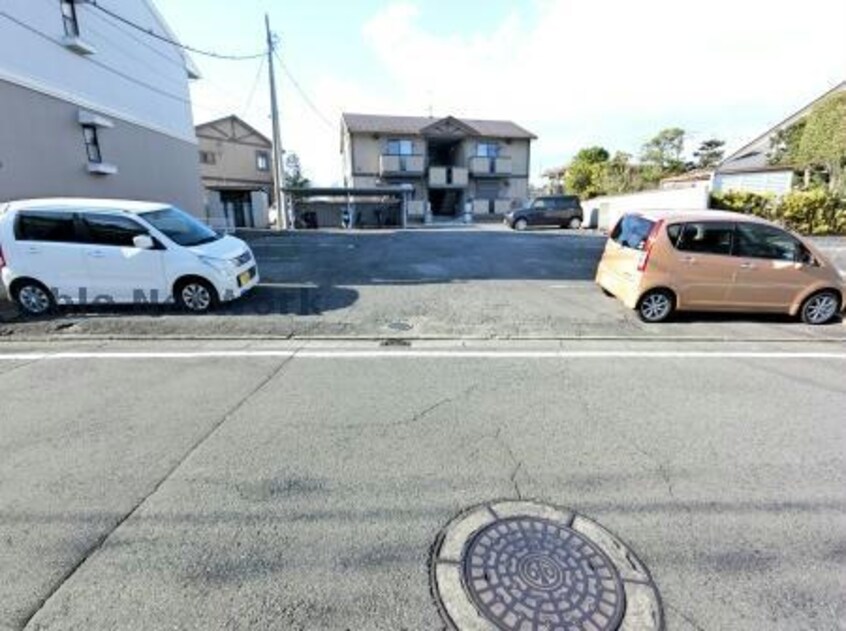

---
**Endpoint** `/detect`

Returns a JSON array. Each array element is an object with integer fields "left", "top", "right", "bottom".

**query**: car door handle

[
  {"left": 87, "top": 251, "right": 106, "bottom": 259},
  {"left": 740, "top": 262, "right": 756, "bottom": 270},
  {"left": 27, "top": 246, "right": 40, "bottom": 254},
  {"left": 682, "top": 256, "right": 696, "bottom": 264}
]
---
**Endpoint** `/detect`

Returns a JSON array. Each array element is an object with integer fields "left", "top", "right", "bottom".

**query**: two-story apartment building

[
  {"left": 196, "top": 115, "right": 273, "bottom": 229},
  {"left": 0, "top": 0, "right": 204, "bottom": 216},
  {"left": 341, "top": 114, "right": 536, "bottom": 219}
]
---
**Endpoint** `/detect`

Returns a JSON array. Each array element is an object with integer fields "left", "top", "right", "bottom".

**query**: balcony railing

[
  {"left": 468, "top": 156, "right": 513, "bottom": 177},
  {"left": 429, "top": 166, "right": 469, "bottom": 188},
  {"left": 380, "top": 154, "right": 425, "bottom": 176},
  {"left": 472, "top": 199, "right": 512, "bottom": 215}
]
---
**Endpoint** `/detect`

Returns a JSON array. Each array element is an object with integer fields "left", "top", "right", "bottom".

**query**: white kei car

[{"left": 0, "top": 198, "right": 259, "bottom": 315}]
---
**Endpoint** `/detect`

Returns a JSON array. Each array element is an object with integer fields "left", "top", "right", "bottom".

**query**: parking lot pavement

[
  {"left": 0, "top": 229, "right": 844, "bottom": 342},
  {"left": 1, "top": 339, "right": 845, "bottom": 630}
]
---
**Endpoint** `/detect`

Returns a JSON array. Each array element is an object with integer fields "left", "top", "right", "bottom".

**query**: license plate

[{"left": 238, "top": 270, "right": 253, "bottom": 287}]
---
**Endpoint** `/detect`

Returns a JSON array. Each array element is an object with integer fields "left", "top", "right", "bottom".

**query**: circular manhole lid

[{"left": 431, "top": 501, "right": 663, "bottom": 631}]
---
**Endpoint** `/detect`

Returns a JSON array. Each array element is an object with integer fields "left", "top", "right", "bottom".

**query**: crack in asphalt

[
  {"left": 666, "top": 603, "right": 707, "bottom": 631},
  {"left": 19, "top": 350, "right": 301, "bottom": 630}
]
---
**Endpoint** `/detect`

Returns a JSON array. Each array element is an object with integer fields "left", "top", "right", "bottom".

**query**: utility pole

[{"left": 265, "top": 14, "right": 288, "bottom": 230}]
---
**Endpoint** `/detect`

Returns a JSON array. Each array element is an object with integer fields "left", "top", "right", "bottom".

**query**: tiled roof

[{"left": 342, "top": 113, "right": 537, "bottom": 139}]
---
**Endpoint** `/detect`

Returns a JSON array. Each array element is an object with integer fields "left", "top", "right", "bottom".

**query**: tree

[
  {"left": 641, "top": 128, "right": 686, "bottom": 177},
  {"left": 564, "top": 146, "right": 609, "bottom": 199},
  {"left": 601, "top": 151, "right": 646, "bottom": 195},
  {"left": 693, "top": 139, "right": 725, "bottom": 169},
  {"left": 768, "top": 120, "right": 806, "bottom": 166},
  {"left": 796, "top": 93, "right": 846, "bottom": 193},
  {"left": 284, "top": 153, "right": 310, "bottom": 189}
]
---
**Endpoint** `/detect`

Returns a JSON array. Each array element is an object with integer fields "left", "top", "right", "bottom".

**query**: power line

[
  {"left": 273, "top": 50, "right": 335, "bottom": 130},
  {"left": 242, "top": 56, "right": 266, "bottom": 118},
  {"left": 79, "top": 0, "right": 265, "bottom": 61}
]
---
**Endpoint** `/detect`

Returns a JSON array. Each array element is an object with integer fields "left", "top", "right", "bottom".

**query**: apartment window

[
  {"left": 199, "top": 151, "right": 216, "bottom": 165},
  {"left": 82, "top": 125, "right": 102, "bottom": 163},
  {"left": 256, "top": 151, "right": 270, "bottom": 172},
  {"left": 476, "top": 142, "right": 500, "bottom": 158},
  {"left": 387, "top": 139, "right": 413, "bottom": 156},
  {"left": 60, "top": 0, "right": 80, "bottom": 37}
]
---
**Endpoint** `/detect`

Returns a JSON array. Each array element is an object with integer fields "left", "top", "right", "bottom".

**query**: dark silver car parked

[{"left": 504, "top": 196, "right": 583, "bottom": 231}]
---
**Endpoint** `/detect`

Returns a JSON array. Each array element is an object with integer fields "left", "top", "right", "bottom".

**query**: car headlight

[{"left": 198, "top": 255, "right": 234, "bottom": 273}]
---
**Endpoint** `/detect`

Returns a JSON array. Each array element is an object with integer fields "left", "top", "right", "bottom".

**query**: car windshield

[{"left": 140, "top": 207, "right": 220, "bottom": 247}]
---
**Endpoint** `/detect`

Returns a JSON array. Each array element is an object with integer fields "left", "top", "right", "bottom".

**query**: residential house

[
  {"left": 196, "top": 116, "right": 273, "bottom": 229},
  {"left": 0, "top": 0, "right": 204, "bottom": 216},
  {"left": 715, "top": 80, "right": 846, "bottom": 195},
  {"left": 341, "top": 113, "right": 536, "bottom": 219}
]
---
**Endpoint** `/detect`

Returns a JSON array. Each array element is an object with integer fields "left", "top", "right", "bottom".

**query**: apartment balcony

[
  {"left": 472, "top": 199, "right": 513, "bottom": 215},
  {"left": 429, "top": 166, "right": 469, "bottom": 188},
  {"left": 407, "top": 200, "right": 426, "bottom": 217},
  {"left": 380, "top": 154, "right": 425, "bottom": 177},
  {"left": 468, "top": 156, "right": 513, "bottom": 177}
]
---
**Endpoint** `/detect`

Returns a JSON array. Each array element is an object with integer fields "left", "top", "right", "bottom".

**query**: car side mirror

[{"left": 133, "top": 234, "right": 154, "bottom": 250}]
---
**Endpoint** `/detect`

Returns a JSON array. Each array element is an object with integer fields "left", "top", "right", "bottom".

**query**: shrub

[
  {"left": 710, "top": 190, "right": 775, "bottom": 219},
  {"left": 778, "top": 190, "right": 845, "bottom": 235},
  {"left": 710, "top": 189, "right": 846, "bottom": 235}
]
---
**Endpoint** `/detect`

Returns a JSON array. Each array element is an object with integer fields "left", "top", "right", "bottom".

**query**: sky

[{"left": 154, "top": 0, "right": 846, "bottom": 186}]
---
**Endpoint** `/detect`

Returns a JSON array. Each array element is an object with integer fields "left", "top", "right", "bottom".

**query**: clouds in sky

[{"left": 191, "top": 0, "right": 846, "bottom": 185}]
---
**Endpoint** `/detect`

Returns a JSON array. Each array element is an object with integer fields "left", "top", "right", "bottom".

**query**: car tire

[
  {"left": 514, "top": 218, "right": 528, "bottom": 231},
  {"left": 174, "top": 278, "right": 219, "bottom": 314},
  {"left": 637, "top": 289, "right": 675, "bottom": 323},
  {"left": 799, "top": 290, "right": 841, "bottom": 325},
  {"left": 12, "top": 279, "right": 55, "bottom": 317},
  {"left": 568, "top": 217, "right": 582, "bottom": 230}
]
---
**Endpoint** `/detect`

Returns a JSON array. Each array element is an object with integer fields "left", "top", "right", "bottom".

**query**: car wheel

[
  {"left": 514, "top": 218, "right": 528, "bottom": 231},
  {"left": 12, "top": 280, "right": 55, "bottom": 316},
  {"left": 637, "top": 289, "right": 675, "bottom": 323},
  {"left": 175, "top": 278, "right": 219, "bottom": 314},
  {"left": 568, "top": 217, "right": 582, "bottom": 230},
  {"left": 799, "top": 290, "right": 840, "bottom": 325}
]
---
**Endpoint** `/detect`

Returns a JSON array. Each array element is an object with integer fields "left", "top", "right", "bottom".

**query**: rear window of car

[
  {"left": 610, "top": 214, "right": 655, "bottom": 250},
  {"left": 14, "top": 211, "right": 79, "bottom": 243}
]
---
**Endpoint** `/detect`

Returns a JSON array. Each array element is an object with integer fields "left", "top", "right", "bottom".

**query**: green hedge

[{"left": 710, "top": 189, "right": 846, "bottom": 235}]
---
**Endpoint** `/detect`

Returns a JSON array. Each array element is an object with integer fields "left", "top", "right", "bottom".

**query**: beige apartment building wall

[
  {"left": 348, "top": 134, "right": 426, "bottom": 176},
  {"left": 0, "top": 79, "right": 203, "bottom": 215},
  {"left": 455, "top": 138, "right": 529, "bottom": 175},
  {"left": 197, "top": 131, "right": 273, "bottom": 189}
]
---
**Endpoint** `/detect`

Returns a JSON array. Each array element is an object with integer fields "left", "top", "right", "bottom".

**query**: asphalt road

[
  {"left": 1, "top": 227, "right": 844, "bottom": 341},
  {"left": 1, "top": 339, "right": 845, "bottom": 630},
  {"left": 1, "top": 227, "right": 845, "bottom": 630}
]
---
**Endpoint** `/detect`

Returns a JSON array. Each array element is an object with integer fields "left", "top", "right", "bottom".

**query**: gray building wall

[{"left": 0, "top": 79, "right": 204, "bottom": 216}]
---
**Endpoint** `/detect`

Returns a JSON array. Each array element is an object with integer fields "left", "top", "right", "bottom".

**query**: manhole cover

[
  {"left": 387, "top": 321, "right": 413, "bottom": 331},
  {"left": 431, "top": 501, "right": 663, "bottom": 631}
]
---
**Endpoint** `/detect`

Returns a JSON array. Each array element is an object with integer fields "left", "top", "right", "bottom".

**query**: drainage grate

[
  {"left": 462, "top": 517, "right": 625, "bottom": 630},
  {"left": 431, "top": 501, "right": 663, "bottom": 631},
  {"left": 380, "top": 338, "right": 411, "bottom": 347}
]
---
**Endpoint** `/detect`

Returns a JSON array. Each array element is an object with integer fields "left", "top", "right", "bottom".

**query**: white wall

[
  {"left": 713, "top": 170, "right": 793, "bottom": 196},
  {"left": 581, "top": 187, "right": 710, "bottom": 231},
  {"left": 0, "top": 0, "right": 195, "bottom": 143}
]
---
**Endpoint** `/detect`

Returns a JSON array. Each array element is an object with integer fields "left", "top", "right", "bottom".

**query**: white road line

[{"left": 0, "top": 351, "right": 845, "bottom": 361}]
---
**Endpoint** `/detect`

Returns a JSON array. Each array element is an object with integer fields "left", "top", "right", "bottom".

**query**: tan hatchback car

[{"left": 596, "top": 210, "right": 845, "bottom": 324}]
